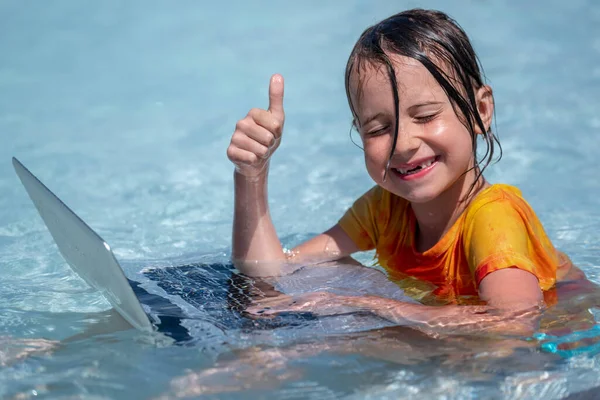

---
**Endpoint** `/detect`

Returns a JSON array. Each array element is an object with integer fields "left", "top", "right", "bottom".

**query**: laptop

[{"left": 12, "top": 157, "right": 153, "bottom": 332}]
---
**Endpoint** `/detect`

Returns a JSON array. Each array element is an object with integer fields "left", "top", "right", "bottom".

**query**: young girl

[{"left": 226, "top": 9, "right": 585, "bottom": 332}]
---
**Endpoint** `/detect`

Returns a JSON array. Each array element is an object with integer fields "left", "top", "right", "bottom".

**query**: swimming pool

[{"left": 1, "top": 0, "right": 600, "bottom": 398}]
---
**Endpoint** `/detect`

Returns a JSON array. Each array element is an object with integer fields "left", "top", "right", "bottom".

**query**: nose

[{"left": 391, "top": 124, "right": 420, "bottom": 157}]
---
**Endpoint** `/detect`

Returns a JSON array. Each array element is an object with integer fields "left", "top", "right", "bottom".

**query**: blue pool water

[{"left": 1, "top": 0, "right": 600, "bottom": 398}]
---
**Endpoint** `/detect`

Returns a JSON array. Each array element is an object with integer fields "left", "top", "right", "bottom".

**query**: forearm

[
  {"left": 343, "top": 295, "right": 541, "bottom": 336},
  {"left": 232, "top": 168, "right": 286, "bottom": 277}
]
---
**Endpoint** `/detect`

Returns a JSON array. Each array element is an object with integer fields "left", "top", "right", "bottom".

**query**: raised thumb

[{"left": 268, "top": 74, "right": 285, "bottom": 118}]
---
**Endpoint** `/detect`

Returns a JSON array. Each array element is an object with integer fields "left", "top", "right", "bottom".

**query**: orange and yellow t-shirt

[{"left": 338, "top": 184, "right": 571, "bottom": 305}]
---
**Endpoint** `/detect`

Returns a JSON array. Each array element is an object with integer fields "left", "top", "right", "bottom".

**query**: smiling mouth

[{"left": 392, "top": 156, "right": 440, "bottom": 176}]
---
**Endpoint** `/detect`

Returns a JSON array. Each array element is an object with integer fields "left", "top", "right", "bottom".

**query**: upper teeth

[{"left": 395, "top": 159, "right": 435, "bottom": 174}]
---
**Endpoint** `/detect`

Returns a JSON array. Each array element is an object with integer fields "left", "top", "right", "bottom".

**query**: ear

[{"left": 474, "top": 85, "right": 494, "bottom": 135}]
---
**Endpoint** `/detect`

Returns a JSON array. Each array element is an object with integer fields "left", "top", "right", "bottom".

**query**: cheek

[
  {"left": 444, "top": 129, "right": 475, "bottom": 166},
  {"left": 426, "top": 118, "right": 453, "bottom": 139},
  {"left": 362, "top": 138, "right": 390, "bottom": 161},
  {"left": 362, "top": 149, "right": 379, "bottom": 174},
  {"left": 361, "top": 140, "right": 389, "bottom": 180},
  {"left": 364, "top": 156, "right": 384, "bottom": 184},
  {"left": 429, "top": 118, "right": 473, "bottom": 151}
]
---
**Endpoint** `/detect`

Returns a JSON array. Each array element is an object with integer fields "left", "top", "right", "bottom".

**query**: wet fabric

[{"left": 338, "top": 184, "right": 570, "bottom": 304}]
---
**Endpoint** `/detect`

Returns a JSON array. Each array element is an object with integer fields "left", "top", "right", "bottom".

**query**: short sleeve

[
  {"left": 337, "top": 186, "right": 382, "bottom": 251},
  {"left": 464, "top": 199, "right": 555, "bottom": 289}
]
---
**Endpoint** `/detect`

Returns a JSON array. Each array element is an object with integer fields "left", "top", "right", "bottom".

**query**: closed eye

[
  {"left": 414, "top": 113, "right": 439, "bottom": 124},
  {"left": 364, "top": 126, "right": 390, "bottom": 137}
]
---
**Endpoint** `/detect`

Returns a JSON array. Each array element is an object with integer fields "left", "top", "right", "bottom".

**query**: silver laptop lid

[{"left": 12, "top": 157, "right": 153, "bottom": 332}]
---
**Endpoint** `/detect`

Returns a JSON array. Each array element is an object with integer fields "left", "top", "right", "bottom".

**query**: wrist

[
  {"left": 234, "top": 163, "right": 270, "bottom": 182},
  {"left": 347, "top": 295, "right": 421, "bottom": 323}
]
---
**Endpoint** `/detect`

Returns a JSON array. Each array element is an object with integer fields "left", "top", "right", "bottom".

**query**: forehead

[{"left": 349, "top": 54, "right": 445, "bottom": 112}]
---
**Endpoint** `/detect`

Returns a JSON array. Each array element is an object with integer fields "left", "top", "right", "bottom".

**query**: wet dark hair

[{"left": 344, "top": 9, "right": 501, "bottom": 196}]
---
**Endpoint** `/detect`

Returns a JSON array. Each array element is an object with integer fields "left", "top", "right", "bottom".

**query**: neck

[{"left": 411, "top": 172, "right": 488, "bottom": 251}]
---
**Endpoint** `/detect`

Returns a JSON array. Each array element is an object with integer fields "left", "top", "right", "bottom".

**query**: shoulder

[
  {"left": 462, "top": 184, "right": 541, "bottom": 244},
  {"left": 464, "top": 184, "right": 533, "bottom": 224},
  {"left": 461, "top": 184, "right": 558, "bottom": 291},
  {"left": 340, "top": 186, "right": 409, "bottom": 241},
  {"left": 339, "top": 186, "right": 407, "bottom": 250}
]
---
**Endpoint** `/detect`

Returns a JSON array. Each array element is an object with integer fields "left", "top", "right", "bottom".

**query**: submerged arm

[
  {"left": 251, "top": 268, "right": 544, "bottom": 336},
  {"left": 348, "top": 268, "right": 543, "bottom": 335},
  {"left": 343, "top": 298, "right": 540, "bottom": 337}
]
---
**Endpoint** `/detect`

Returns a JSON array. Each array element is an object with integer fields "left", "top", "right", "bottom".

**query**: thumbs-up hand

[{"left": 227, "top": 74, "right": 285, "bottom": 178}]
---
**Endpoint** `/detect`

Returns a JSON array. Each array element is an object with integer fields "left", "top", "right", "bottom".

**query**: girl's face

[{"left": 350, "top": 55, "right": 489, "bottom": 205}]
